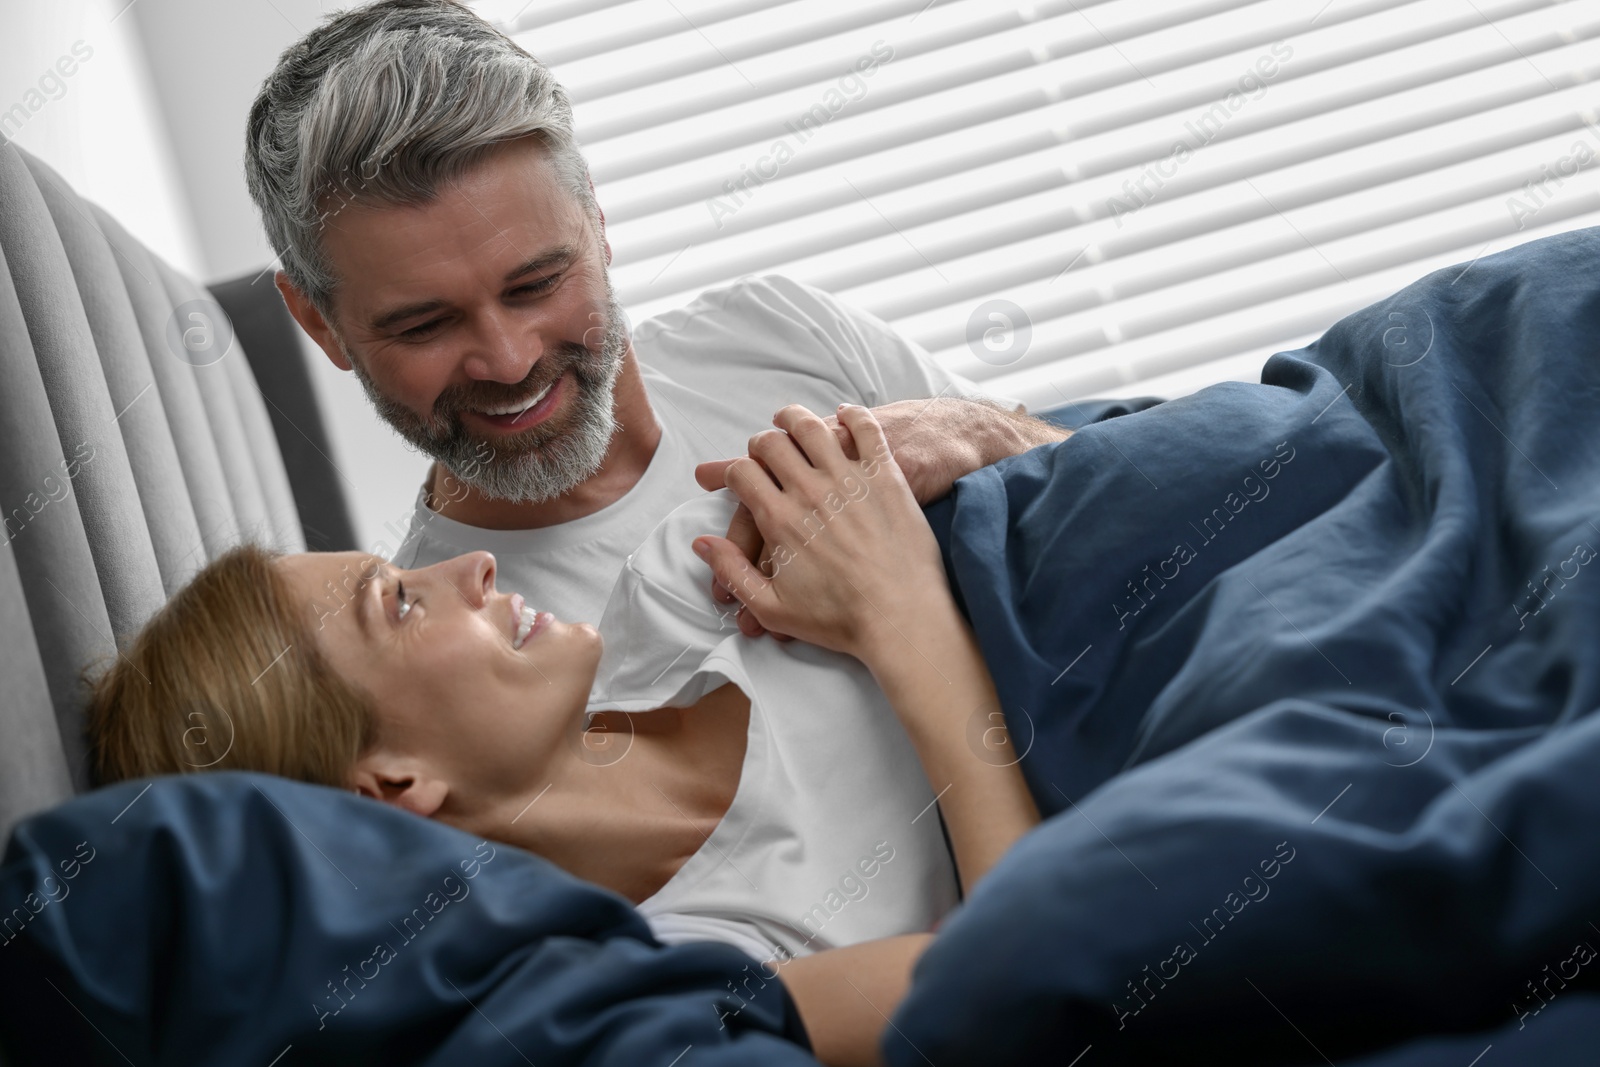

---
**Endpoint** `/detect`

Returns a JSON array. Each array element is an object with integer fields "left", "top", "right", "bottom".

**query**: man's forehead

[{"left": 318, "top": 143, "right": 591, "bottom": 319}]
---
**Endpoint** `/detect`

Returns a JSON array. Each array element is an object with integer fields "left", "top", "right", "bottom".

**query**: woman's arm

[
  {"left": 776, "top": 933, "right": 930, "bottom": 1067},
  {"left": 694, "top": 403, "right": 1040, "bottom": 894},
  {"left": 852, "top": 593, "right": 1040, "bottom": 892}
]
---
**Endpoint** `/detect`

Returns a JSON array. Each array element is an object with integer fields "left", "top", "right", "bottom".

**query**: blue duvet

[{"left": 906, "top": 225, "right": 1600, "bottom": 1065}]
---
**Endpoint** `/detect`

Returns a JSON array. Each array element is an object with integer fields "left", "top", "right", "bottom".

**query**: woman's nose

[{"left": 430, "top": 551, "right": 495, "bottom": 607}]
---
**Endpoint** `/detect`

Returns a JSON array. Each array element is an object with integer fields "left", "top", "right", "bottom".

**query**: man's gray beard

[{"left": 346, "top": 296, "right": 628, "bottom": 504}]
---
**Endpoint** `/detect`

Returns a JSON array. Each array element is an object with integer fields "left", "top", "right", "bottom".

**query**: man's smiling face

[{"left": 296, "top": 135, "right": 629, "bottom": 503}]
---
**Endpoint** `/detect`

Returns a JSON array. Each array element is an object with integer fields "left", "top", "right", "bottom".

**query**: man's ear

[
  {"left": 588, "top": 175, "right": 611, "bottom": 266},
  {"left": 347, "top": 752, "right": 449, "bottom": 818},
  {"left": 275, "top": 270, "right": 354, "bottom": 372}
]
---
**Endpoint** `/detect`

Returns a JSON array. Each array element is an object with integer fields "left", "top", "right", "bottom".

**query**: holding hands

[
  {"left": 694, "top": 402, "right": 1043, "bottom": 902},
  {"left": 691, "top": 404, "right": 949, "bottom": 665},
  {"left": 695, "top": 396, "right": 1071, "bottom": 638},
  {"left": 687, "top": 406, "right": 1048, "bottom": 1061}
]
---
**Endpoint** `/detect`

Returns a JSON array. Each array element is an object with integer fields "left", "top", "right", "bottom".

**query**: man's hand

[{"left": 695, "top": 396, "right": 1072, "bottom": 637}]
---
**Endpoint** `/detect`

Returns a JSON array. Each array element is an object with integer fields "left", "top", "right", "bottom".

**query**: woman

[{"left": 87, "top": 404, "right": 1040, "bottom": 1066}]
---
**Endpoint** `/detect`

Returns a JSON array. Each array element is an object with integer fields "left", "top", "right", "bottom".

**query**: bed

[{"left": 3, "top": 137, "right": 1597, "bottom": 1065}]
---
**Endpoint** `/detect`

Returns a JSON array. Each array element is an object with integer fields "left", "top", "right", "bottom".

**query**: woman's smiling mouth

[{"left": 510, "top": 592, "right": 551, "bottom": 648}]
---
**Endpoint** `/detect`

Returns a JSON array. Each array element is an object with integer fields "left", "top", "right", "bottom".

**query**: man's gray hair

[{"left": 244, "top": 0, "right": 595, "bottom": 318}]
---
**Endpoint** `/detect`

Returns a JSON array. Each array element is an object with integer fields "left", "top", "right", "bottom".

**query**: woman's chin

[
  {"left": 560, "top": 618, "right": 603, "bottom": 655},
  {"left": 577, "top": 622, "right": 604, "bottom": 676},
  {"left": 513, "top": 618, "right": 604, "bottom": 695}
]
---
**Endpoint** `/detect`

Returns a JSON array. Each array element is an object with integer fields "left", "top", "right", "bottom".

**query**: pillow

[{"left": 0, "top": 772, "right": 814, "bottom": 1065}]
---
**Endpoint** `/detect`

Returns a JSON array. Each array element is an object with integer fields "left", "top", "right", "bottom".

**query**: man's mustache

[{"left": 432, "top": 344, "right": 590, "bottom": 418}]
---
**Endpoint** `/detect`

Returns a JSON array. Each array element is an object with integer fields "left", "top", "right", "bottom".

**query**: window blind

[{"left": 474, "top": 0, "right": 1600, "bottom": 405}]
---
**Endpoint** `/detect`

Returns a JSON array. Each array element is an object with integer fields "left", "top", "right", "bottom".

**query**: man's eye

[
  {"left": 400, "top": 320, "right": 443, "bottom": 341},
  {"left": 514, "top": 275, "right": 560, "bottom": 297},
  {"left": 397, "top": 277, "right": 554, "bottom": 339},
  {"left": 395, "top": 580, "right": 412, "bottom": 621}
]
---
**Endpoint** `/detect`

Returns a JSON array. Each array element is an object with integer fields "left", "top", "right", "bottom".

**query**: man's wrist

[{"left": 970, "top": 399, "right": 1072, "bottom": 466}]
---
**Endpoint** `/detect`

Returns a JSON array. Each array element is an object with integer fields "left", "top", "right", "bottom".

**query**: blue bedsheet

[{"left": 905, "top": 226, "right": 1600, "bottom": 1064}]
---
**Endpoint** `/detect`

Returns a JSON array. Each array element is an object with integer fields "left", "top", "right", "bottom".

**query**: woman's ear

[{"left": 347, "top": 753, "right": 449, "bottom": 818}]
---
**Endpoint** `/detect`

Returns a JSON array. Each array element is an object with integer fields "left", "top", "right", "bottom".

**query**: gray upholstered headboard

[{"left": 0, "top": 141, "right": 305, "bottom": 839}]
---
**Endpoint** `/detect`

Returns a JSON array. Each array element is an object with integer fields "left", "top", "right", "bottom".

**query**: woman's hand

[
  {"left": 692, "top": 403, "right": 948, "bottom": 662},
  {"left": 698, "top": 403, "right": 1042, "bottom": 896},
  {"left": 694, "top": 400, "right": 1072, "bottom": 638}
]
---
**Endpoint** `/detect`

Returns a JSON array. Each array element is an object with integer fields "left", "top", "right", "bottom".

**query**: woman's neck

[{"left": 480, "top": 681, "right": 751, "bottom": 902}]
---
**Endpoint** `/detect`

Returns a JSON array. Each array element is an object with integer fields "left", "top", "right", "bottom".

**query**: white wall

[
  {"left": 0, "top": 0, "right": 204, "bottom": 276},
  {"left": 1, "top": 0, "right": 431, "bottom": 555},
  {"left": 131, "top": 0, "right": 431, "bottom": 556}
]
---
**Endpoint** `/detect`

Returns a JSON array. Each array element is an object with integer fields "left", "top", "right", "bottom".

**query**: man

[{"left": 247, "top": 0, "right": 1070, "bottom": 631}]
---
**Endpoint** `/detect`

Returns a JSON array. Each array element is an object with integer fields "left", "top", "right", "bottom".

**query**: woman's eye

[{"left": 395, "top": 580, "right": 412, "bottom": 621}]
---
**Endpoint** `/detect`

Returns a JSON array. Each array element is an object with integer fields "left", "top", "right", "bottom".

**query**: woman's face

[{"left": 276, "top": 550, "right": 600, "bottom": 813}]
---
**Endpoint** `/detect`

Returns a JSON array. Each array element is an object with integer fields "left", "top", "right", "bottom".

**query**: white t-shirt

[
  {"left": 589, "top": 491, "right": 961, "bottom": 967},
  {"left": 390, "top": 274, "right": 1017, "bottom": 624}
]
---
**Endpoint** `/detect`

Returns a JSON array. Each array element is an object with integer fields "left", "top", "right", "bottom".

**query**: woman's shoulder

[
  {"left": 589, "top": 491, "right": 744, "bottom": 711},
  {"left": 621, "top": 490, "right": 741, "bottom": 603}
]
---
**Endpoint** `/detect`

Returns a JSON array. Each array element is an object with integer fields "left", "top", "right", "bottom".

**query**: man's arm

[
  {"left": 697, "top": 396, "right": 1070, "bottom": 506},
  {"left": 745, "top": 275, "right": 1030, "bottom": 415},
  {"left": 695, "top": 397, "right": 1073, "bottom": 634}
]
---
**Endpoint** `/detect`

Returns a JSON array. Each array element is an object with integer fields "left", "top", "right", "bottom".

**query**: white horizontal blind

[{"left": 474, "top": 0, "right": 1600, "bottom": 406}]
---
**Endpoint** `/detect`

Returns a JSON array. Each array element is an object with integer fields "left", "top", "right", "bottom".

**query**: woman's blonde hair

[{"left": 86, "top": 544, "right": 377, "bottom": 787}]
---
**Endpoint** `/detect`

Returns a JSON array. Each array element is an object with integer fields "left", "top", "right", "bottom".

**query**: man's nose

[{"left": 462, "top": 308, "right": 537, "bottom": 384}]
